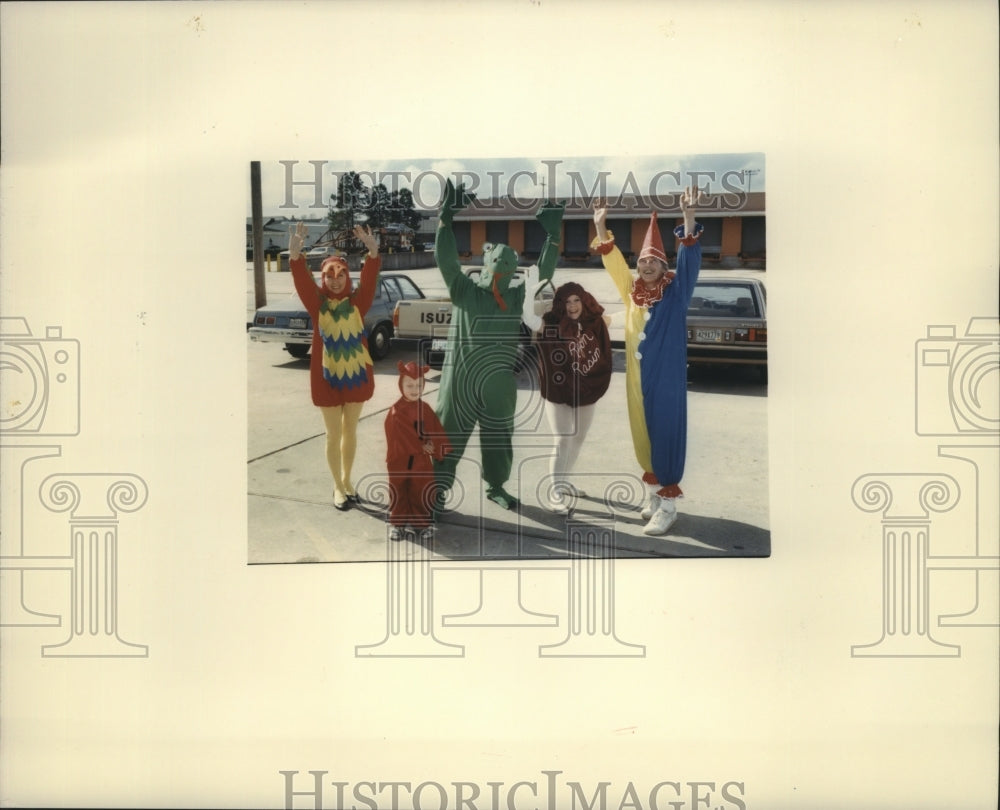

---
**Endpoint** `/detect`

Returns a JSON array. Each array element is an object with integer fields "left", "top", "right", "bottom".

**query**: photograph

[{"left": 246, "top": 154, "right": 770, "bottom": 563}]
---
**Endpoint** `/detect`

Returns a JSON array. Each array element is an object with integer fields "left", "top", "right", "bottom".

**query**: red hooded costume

[{"left": 384, "top": 362, "right": 452, "bottom": 527}]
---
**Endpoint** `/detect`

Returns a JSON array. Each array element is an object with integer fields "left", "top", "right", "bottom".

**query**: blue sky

[{"left": 252, "top": 152, "right": 765, "bottom": 217}]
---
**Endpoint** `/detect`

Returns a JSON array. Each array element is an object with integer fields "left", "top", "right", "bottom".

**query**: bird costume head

[{"left": 320, "top": 256, "right": 352, "bottom": 299}]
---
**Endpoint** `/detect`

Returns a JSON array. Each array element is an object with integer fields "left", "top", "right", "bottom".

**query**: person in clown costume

[
  {"left": 591, "top": 185, "right": 704, "bottom": 535},
  {"left": 384, "top": 361, "right": 452, "bottom": 543},
  {"left": 433, "top": 180, "right": 566, "bottom": 511},
  {"left": 522, "top": 280, "right": 613, "bottom": 513},
  {"left": 288, "top": 220, "right": 380, "bottom": 511}
]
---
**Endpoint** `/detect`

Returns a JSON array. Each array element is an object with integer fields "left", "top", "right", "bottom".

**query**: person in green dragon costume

[{"left": 432, "top": 180, "right": 565, "bottom": 510}]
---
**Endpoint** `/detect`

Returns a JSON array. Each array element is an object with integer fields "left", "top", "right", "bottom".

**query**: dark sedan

[{"left": 686, "top": 274, "right": 767, "bottom": 379}]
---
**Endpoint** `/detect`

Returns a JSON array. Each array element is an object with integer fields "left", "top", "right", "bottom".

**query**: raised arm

[
  {"left": 592, "top": 203, "right": 632, "bottom": 304},
  {"left": 434, "top": 180, "right": 471, "bottom": 292},
  {"left": 674, "top": 184, "right": 706, "bottom": 296},
  {"left": 351, "top": 224, "right": 381, "bottom": 316},
  {"left": 678, "top": 183, "right": 704, "bottom": 240},
  {"left": 288, "top": 222, "right": 320, "bottom": 318},
  {"left": 534, "top": 199, "right": 566, "bottom": 283},
  {"left": 520, "top": 264, "right": 545, "bottom": 333}
]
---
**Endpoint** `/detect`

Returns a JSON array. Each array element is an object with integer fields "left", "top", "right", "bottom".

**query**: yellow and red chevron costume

[{"left": 290, "top": 253, "right": 380, "bottom": 406}]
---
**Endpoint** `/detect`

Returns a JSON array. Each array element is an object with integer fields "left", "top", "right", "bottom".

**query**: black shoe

[{"left": 346, "top": 493, "right": 362, "bottom": 505}]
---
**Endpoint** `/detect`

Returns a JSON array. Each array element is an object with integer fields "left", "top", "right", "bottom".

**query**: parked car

[
  {"left": 686, "top": 274, "right": 767, "bottom": 379},
  {"left": 248, "top": 272, "right": 425, "bottom": 361}
]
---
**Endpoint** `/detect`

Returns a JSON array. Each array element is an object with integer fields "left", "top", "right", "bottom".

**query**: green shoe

[{"left": 486, "top": 486, "right": 519, "bottom": 510}]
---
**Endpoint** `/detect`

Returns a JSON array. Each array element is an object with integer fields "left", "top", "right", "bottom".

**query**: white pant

[{"left": 544, "top": 401, "right": 596, "bottom": 485}]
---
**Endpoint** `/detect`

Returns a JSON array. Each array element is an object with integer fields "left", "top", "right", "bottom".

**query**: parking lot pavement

[{"left": 248, "top": 337, "right": 769, "bottom": 563}]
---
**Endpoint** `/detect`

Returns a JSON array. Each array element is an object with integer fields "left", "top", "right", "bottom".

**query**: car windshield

[{"left": 689, "top": 284, "right": 760, "bottom": 318}]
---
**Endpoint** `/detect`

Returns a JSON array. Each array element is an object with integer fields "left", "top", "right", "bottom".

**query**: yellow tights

[{"left": 320, "top": 402, "right": 364, "bottom": 501}]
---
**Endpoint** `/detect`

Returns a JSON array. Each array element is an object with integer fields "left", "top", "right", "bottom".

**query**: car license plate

[
  {"left": 290, "top": 317, "right": 307, "bottom": 329},
  {"left": 431, "top": 339, "right": 448, "bottom": 352},
  {"left": 694, "top": 328, "right": 723, "bottom": 342}
]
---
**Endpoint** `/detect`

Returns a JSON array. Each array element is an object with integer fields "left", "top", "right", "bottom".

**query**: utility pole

[{"left": 251, "top": 161, "right": 266, "bottom": 310}]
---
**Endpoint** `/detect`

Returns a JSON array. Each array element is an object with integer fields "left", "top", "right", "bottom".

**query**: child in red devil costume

[{"left": 384, "top": 362, "right": 452, "bottom": 543}]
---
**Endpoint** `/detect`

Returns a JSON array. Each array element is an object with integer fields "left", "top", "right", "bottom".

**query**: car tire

[
  {"left": 285, "top": 343, "right": 309, "bottom": 359},
  {"left": 368, "top": 322, "right": 392, "bottom": 362}
]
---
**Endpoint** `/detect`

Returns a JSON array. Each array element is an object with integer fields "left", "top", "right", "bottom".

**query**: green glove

[
  {"left": 535, "top": 199, "right": 566, "bottom": 241},
  {"left": 439, "top": 179, "right": 472, "bottom": 227}
]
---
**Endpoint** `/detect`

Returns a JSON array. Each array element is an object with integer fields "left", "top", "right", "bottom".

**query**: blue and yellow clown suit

[
  {"left": 432, "top": 180, "right": 565, "bottom": 509},
  {"left": 592, "top": 221, "right": 703, "bottom": 498}
]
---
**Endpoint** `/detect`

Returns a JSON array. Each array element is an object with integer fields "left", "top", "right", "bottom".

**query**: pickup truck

[{"left": 391, "top": 267, "right": 554, "bottom": 368}]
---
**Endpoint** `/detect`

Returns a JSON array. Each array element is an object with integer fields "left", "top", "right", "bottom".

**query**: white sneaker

[
  {"left": 642, "top": 504, "right": 678, "bottom": 536},
  {"left": 389, "top": 526, "right": 404, "bottom": 542},
  {"left": 641, "top": 493, "right": 661, "bottom": 520},
  {"left": 547, "top": 498, "right": 570, "bottom": 514},
  {"left": 418, "top": 526, "right": 435, "bottom": 544}
]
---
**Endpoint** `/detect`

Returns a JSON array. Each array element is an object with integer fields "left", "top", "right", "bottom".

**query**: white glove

[
  {"left": 521, "top": 264, "right": 545, "bottom": 332},
  {"left": 288, "top": 222, "right": 307, "bottom": 260},
  {"left": 522, "top": 309, "right": 543, "bottom": 333}
]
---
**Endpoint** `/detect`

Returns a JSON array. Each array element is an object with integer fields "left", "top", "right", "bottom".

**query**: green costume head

[{"left": 479, "top": 242, "right": 519, "bottom": 310}]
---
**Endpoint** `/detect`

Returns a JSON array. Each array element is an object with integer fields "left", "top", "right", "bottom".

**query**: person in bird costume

[
  {"left": 522, "top": 279, "right": 612, "bottom": 513},
  {"left": 591, "top": 185, "right": 704, "bottom": 535},
  {"left": 432, "top": 180, "right": 566, "bottom": 511},
  {"left": 288, "top": 221, "right": 380, "bottom": 511},
  {"left": 384, "top": 361, "right": 451, "bottom": 543}
]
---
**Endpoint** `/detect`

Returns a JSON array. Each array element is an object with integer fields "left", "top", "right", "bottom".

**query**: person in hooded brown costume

[{"left": 523, "top": 280, "right": 612, "bottom": 513}]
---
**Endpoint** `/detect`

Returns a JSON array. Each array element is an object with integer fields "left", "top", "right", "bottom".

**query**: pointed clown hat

[{"left": 638, "top": 212, "right": 668, "bottom": 265}]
